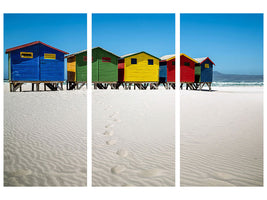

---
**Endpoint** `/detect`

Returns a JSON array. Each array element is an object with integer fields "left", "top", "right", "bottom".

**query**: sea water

[{"left": 212, "top": 81, "right": 263, "bottom": 87}]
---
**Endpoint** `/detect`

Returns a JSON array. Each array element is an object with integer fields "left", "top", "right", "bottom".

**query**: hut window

[
  {"left": 131, "top": 58, "right": 137, "bottom": 64},
  {"left": 83, "top": 56, "right": 87, "bottom": 62},
  {"left": 44, "top": 53, "right": 56, "bottom": 60},
  {"left": 205, "top": 64, "right": 210, "bottom": 68},
  {"left": 20, "top": 52, "right": 33, "bottom": 58},
  {"left": 148, "top": 59, "right": 153, "bottom": 65},
  {"left": 102, "top": 57, "right": 111, "bottom": 62},
  {"left": 184, "top": 62, "right": 190, "bottom": 66},
  {"left": 172, "top": 61, "right": 175, "bottom": 65}
]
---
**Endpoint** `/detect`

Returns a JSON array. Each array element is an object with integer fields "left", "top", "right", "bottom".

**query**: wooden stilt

[
  {"left": 208, "top": 82, "right": 211, "bottom": 91},
  {"left": 9, "top": 83, "right": 12, "bottom": 92}
]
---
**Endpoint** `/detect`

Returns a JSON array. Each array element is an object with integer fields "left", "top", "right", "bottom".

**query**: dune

[
  {"left": 92, "top": 87, "right": 175, "bottom": 186},
  {"left": 180, "top": 86, "right": 263, "bottom": 186},
  {"left": 4, "top": 83, "right": 87, "bottom": 186}
]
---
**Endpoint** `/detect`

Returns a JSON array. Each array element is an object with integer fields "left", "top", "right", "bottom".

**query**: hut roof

[
  {"left": 92, "top": 47, "right": 120, "bottom": 58},
  {"left": 160, "top": 54, "right": 175, "bottom": 61},
  {"left": 5, "top": 41, "right": 69, "bottom": 54},
  {"left": 120, "top": 51, "right": 160, "bottom": 60},
  {"left": 194, "top": 57, "right": 215, "bottom": 65},
  {"left": 65, "top": 50, "right": 87, "bottom": 58},
  {"left": 180, "top": 53, "right": 198, "bottom": 63}
]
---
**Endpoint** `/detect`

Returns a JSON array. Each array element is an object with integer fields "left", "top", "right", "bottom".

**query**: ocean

[{"left": 212, "top": 81, "right": 263, "bottom": 87}]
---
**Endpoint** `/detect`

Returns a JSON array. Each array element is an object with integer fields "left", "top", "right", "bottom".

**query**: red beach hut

[
  {"left": 160, "top": 54, "right": 175, "bottom": 83},
  {"left": 180, "top": 53, "right": 197, "bottom": 83}
]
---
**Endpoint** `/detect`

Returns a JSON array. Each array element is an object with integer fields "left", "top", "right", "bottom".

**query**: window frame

[
  {"left": 205, "top": 63, "right": 210, "bottom": 68},
  {"left": 20, "top": 52, "right": 33, "bottom": 59},
  {"left": 184, "top": 62, "right": 190, "bottom": 66},
  {"left": 44, "top": 53, "right": 56, "bottom": 60},
  {"left": 131, "top": 58, "right": 137, "bottom": 64},
  {"left": 148, "top": 59, "right": 154, "bottom": 65},
  {"left": 102, "top": 57, "right": 111, "bottom": 62},
  {"left": 83, "top": 56, "right": 87, "bottom": 62}
]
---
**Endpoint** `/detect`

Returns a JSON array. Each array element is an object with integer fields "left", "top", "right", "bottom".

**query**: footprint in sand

[
  {"left": 113, "top": 118, "right": 121, "bottom": 122},
  {"left": 103, "top": 130, "right": 114, "bottom": 136},
  {"left": 138, "top": 169, "right": 165, "bottom": 178},
  {"left": 105, "top": 124, "right": 114, "bottom": 128},
  {"left": 104, "top": 105, "right": 112, "bottom": 110},
  {"left": 116, "top": 149, "right": 128, "bottom": 157},
  {"left": 111, "top": 165, "right": 126, "bottom": 174},
  {"left": 109, "top": 113, "right": 117, "bottom": 118},
  {"left": 106, "top": 139, "right": 117, "bottom": 145}
]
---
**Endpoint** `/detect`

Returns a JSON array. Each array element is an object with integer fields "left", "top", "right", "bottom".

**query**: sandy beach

[
  {"left": 92, "top": 87, "right": 175, "bottom": 186},
  {"left": 4, "top": 83, "right": 87, "bottom": 186},
  {"left": 180, "top": 86, "right": 263, "bottom": 186}
]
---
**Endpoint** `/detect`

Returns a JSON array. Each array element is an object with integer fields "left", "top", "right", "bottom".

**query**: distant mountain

[{"left": 213, "top": 71, "right": 263, "bottom": 82}]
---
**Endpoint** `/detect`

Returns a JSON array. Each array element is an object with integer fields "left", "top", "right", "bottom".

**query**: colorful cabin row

[
  {"left": 92, "top": 47, "right": 175, "bottom": 84},
  {"left": 180, "top": 53, "right": 215, "bottom": 83},
  {"left": 6, "top": 41, "right": 175, "bottom": 91},
  {"left": 6, "top": 41, "right": 68, "bottom": 82}
]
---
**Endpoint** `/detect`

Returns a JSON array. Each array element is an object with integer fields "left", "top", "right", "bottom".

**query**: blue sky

[
  {"left": 181, "top": 14, "right": 263, "bottom": 75},
  {"left": 4, "top": 13, "right": 87, "bottom": 80},
  {"left": 92, "top": 13, "right": 175, "bottom": 58}
]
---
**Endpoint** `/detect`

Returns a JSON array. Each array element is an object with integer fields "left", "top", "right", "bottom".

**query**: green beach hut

[{"left": 92, "top": 47, "right": 119, "bottom": 89}]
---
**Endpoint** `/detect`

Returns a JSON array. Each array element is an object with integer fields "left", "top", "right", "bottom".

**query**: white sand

[
  {"left": 4, "top": 83, "right": 87, "bottom": 186},
  {"left": 92, "top": 87, "right": 175, "bottom": 186},
  {"left": 180, "top": 86, "right": 263, "bottom": 186}
]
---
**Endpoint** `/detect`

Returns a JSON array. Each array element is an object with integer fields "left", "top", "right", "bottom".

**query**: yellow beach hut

[{"left": 119, "top": 51, "right": 160, "bottom": 83}]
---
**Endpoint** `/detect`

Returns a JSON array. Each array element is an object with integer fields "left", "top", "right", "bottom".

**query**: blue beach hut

[
  {"left": 193, "top": 57, "right": 215, "bottom": 83},
  {"left": 6, "top": 41, "right": 68, "bottom": 91}
]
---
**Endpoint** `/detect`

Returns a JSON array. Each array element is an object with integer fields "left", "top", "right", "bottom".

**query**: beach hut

[
  {"left": 65, "top": 50, "right": 87, "bottom": 90},
  {"left": 119, "top": 51, "right": 160, "bottom": 89},
  {"left": 193, "top": 57, "right": 215, "bottom": 91},
  {"left": 92, "top": 47, "right": 119, "bottom": 89},
  {"left": 180, "top": 53, "right": 198, "bottom": 90},
  {"left": 160, "top": 54, "right": 175, "bottom": 89},
  {"left": 193, "top": 57, "right": 215, "bottom": 82},
  {"left": 5, "top": 41, "right": 68, "bottom": 92}
]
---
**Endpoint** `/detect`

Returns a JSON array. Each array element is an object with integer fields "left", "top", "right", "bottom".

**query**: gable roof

[
  {"left": 65, "top": 49, "right": 87, "bottom": 58},
  {"left": 5, "top": 41, "right": 69, "bottom": 54},
  {"left": 194, "top": 57, "right": 215, "bottom": 65},
  {"left": 160, "top": 54, "right": 175, "bottom": 61},
  {"left": 120, "top": 51, "right": 160, "bottom": 60},
  {"left": 180, "top": 53, "right": 198, "bottom": 63},
  {"left": 92, "top": 47, "right": 120, "bottom": 58}
]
